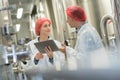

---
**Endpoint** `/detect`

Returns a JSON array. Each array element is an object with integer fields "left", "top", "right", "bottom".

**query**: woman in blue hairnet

[{"left": 59, "top": 6, "right": 109, "bottom": 68}]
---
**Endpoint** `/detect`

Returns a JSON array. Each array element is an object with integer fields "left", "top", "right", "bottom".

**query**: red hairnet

[
  {"left": 66, "top": 6, "right": 87, "bottom": 21},
  {"left": 35, "top": 18, "right": 51, "bottom": 36}
]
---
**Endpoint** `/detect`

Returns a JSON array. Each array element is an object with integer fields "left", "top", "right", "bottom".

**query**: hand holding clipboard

[{"left": 34, "top": 40, "right": 59, "bottom": 53}]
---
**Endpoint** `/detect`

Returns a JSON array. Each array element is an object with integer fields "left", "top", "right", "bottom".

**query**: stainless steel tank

[
  {"left": 76, "top": 0, "right": 113, "bottom": 36},
  {"left": 76, "top": 0, "right": 120, "bottom": 50},
  {"left": 111, "top": 0, "right": 120, "bottom": 49}
]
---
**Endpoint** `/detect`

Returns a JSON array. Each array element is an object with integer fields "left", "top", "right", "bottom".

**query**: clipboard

[{"left": 34, "top": 40, "right": 59, "bottom": 53}]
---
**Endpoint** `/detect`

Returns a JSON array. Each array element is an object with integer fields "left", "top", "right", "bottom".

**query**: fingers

[
  {"left": 45, "top": 46, "right": 52, "bottom": 52},
  {"left": 61, "top": 42, "right": 66, "bottom": 47},
  {"left": 58, "top": 42, "right": 66, "bottom": 54},
  {"left": 48, "top": 46, "right": 52, "bottom": 51},
  {"left": 44, "top": 47, "right": 47, "bottom": 52},
  {"left": 35, "top": 52, "right": 43, "bottom": 60},
  {"left": 35, "top": 46, "right": 54, "bottom": 60},
  {"left": 45, "top": 46, "right": 53, "bottom": 58}
]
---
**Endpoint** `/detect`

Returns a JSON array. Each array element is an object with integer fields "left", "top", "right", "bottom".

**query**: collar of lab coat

[
  {"left": 76, "top": 22, "right": 87, "bottom": 33},
  {"left": 77, "top": 22, "right": 88, "bottom": 35},
  {"left": 36, "top": 36, "right": 52, "bottom": 42}
]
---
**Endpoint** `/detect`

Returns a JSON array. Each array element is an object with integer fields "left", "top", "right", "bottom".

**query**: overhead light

[
  {"left": 16, "top": 24, "right": 20, "bottom": 32},
  {"left": 38, "top": 13, "right": 45, "bottom": 17},
  {"left": 32, "top": 20, "right": 35, "bottom": 28},
  {"left": 4, "top": 16, "right": 8, "bottom": 20},
  {"left": 17, "top": 8, "right": 23, "bottom": 19},
  {"left": 40, "top": 2, "right": 44, "bottom": 11}
]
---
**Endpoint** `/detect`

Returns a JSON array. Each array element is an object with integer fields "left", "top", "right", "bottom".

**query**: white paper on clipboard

[{"left": 34, "top": 40, "right": 59, "bottom": 53}]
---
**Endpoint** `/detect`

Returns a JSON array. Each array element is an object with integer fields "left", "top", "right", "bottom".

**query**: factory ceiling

[{"left": 8, "top": 0, "right": 34, "bottom": 25}]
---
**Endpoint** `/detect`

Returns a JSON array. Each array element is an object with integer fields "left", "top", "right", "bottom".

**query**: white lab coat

[
  {"left": 28, "top": 37, "right": 65, "bottom": 69},
  {"left": 22, "top": 37, "right": 65, "bottom": 79},
  {"left": 66, "top": 23, "right": 109, "bottom": 68}
]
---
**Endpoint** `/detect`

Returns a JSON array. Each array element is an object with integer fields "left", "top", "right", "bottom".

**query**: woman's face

[
  {"left": 66, "top": 16, "right": 76, "bottom": 28},
  {"left": 40, "top": 21, "right": 51, "bottom": 36}
]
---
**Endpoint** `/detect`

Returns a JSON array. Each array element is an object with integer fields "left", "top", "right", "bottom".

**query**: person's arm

[
  {"left": 27, "top": 40, "right": 46, "bottom": 65},
  {"left": 58, "top": 43, "right": 67, "bottom": 60},
  {"left": 64, "top": 30, "right": 103, "bottom": 58},
  {"left": 34, "top": 52, "right": 43, "bottom": 65},
  {"left": 59, "top": 43, "right": 84, "bottom": 60}
]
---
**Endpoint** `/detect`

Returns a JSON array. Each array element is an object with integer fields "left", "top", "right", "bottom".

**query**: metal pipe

[
  {"left": 2, "top": 45, "right": 30, "bottom": 64},
  {"left": 100, "top": 14, "right": 118, "bottom": 48},
  {"left": 111, "top": 0, "right": 120, "bottom": 49}
]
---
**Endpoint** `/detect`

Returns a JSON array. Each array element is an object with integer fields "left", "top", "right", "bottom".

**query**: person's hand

[
  {"left": 34, "top": 52, "right": 44, "bottom": 60},
  {"left": 45, "top": 46, "right": 53, "bottom": 58},
  {"left": 59, "top": 42, "right": 66, "bottom": 54},
  {"left": 59, "top": 43, "right": 67, "bottom": 60}
]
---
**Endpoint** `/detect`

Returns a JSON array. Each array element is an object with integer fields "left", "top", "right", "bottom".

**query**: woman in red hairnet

[
  {"left": 59, "top": 6, "right": 106, "bottom": 68},
  {"left": 24, "top": 18, "right": 65, "bottom": 71}
]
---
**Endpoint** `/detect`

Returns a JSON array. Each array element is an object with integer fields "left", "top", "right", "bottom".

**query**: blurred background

[{"left": 0, "top": 0, "right": 120, "bottom": 80}]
